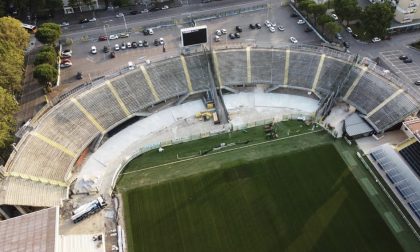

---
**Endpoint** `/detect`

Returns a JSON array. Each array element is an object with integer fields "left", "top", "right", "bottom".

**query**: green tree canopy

[
  {"left": 0, "top": 16, "right": 30, "bottom": 51},
  {"left": 334, "top": 0, "right": 361, "bottom": 25},
  {"left": 307, "top": 3, "right": 327, "bottom": 23},
  {"left": 317, "top": 14, "right": 334, "bottom": 31},
  {"left": 34, "top": 51, "right": 57, "bottom": 66},
  {"left": 0, "top": 86, "right": 19, "bottom": 150},
  {"left": 361, "top": 3, "right": 394, "bottom": 38},
  {"left": 325, "top": 21, "right": 342, "bottom": 35},
  {"left": 35, "top": 23, "right": 61, "bottom": 45},
  {"left": 0, "top": 41, "right": 25, "bottom": 93},
  {"left": 33, "top": 63, "right": 57, "bottom": 87}
]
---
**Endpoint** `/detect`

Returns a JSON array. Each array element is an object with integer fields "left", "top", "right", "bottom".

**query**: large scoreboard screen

[{"left": 181, "top": 25, "right": 207, "bottom": 47}]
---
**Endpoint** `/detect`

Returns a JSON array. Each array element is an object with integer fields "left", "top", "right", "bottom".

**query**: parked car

[
  {"left": 331, "top": 14, "right": 338, "bottom": 21},
  {"left": 335, "top": 33, "right": 343, "bottom": 40},
  {"left": 132, "top": 41, "right": 138, "bottom": 48},
  {"left": 61, "top": 59, "right": 71, "bottom": 64},
  {"left": 249, "top": 24, "right": 256, "bottom": 29},
  {"left": 229, "top": 33, "right": 236, "bottom": 39},
  {"left": 60, "top": 62, "right": 72, "bottom": 68},
  {"left": 60, "top": 21, "right": 70, "bottom": 27},
  {"left": 121, "top": 43, "right": 126, "bottom": 50},
  {"left": 154, "top": 38, "right": 160, "bottom": 46},
  {"left": 114, "top": 44, "right": 120, "bottom": 51},
  {"left": 99, "top": 35, "right": 107, "bottom": 41},
  {"left": 91, "top": 46, "right": 97, "bottom": 54},
  {"left": 128, "top": 61, "right": 135, "bottom": 70},
  {"left": 290, "top": 37, "right": 298, "bottom": 44},
  {"left": 89, "top": 17, "right": 96, "bottom": 22},
  {"left": 119, "top": 33, "right": 129, "bottom": 38},
  {"left": 130, "top": 10, "right": 138, "bottom": 15},
  {"left": 141, "top": 9, "right": 149, "bottom": 13},
  {"left": 76, "top": 72, "right": 83, "bottom": 80},
  {"left": 343, "top": 41, "right": 350, "bottom": 48},
  {"left": 127, "top": 42, "right": 132, "bottom": 48},
  {"left": 265, "top": 20, "right": 271, "bottom": 27},
  {"left": 403, "top": 58, "right": 413, "bottom": 63},
  {"left": 214, "top": 35, "right": 220, "bottom": 42},
  {"left": 159, "top": 38, "right": 164, "bottom": 45},
  {"left": 138, "top": 40, "right": 143, "bottom": 47},
  {"left": 269, "top": 26, "right": 275, "bottom": 33},
  {"left": 161, "top": 5, "right": 169, "bottom": 10},
  {"left": 399, "top": 55, "right": 408, "bottom": 60},
  {"left": 414, "top": 80, "right": 420, "bottom": 86},
  {"left": 80, "top": 18, "right": 89, "bottom": 23},
  {"left": 221, "top": 29, "right": 227, "bottom": 34},
  {"left": 110, "top": 52, "right": 116, "bottom": 58},
  {"left": 115, "top": 13, "right": 124, "bottom": 18},
  {"left": 278, "top": 25, "right": 285, "bottom": 31},
  {"left": 346, "top": 27, "right": 352, "bottom": 33},
  {"left": 297, "top": 19, "right": 305, "bottom": 25},
  {"left": 215, "top": 30, "right": 222, "bottom": 36},
  {"left": 290, "top": 13, "right": 298, "bottom": 17},
  {"left": 61, "top": 49, "right": 72, "bottom": 57},
  {"left": 255, "top": 23, "right": 262, "bottom": 29},
  {"left": 234, "top": 32, "right": 240, "bottom": 38},
  {"left": 304, "top": 27, "right": 312, "bottom": 32},
  {"left": 109, "top": 34, "right": 118, "bottom": 40},
  {"left": 371, "top": 37, "right": 381, "bottom": 43},
  {"left": 143, "top": 28, "right": 153, "bottom": 35},
  {"left": 352, "top": 33, "right": 359, "bottom": 39},
  {"left": 103, "top": 46, "right": 109, "bottom": 53},
  {"left": 236, "top": 26, "right": 242, "bottom": 32},
  {"left": 143, "top": 40, "right": 149, "bottom": 47}
]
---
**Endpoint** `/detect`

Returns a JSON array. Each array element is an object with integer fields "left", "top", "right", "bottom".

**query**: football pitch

[{"left": 117, "top": 122, "right": 416, "bottom": 251}]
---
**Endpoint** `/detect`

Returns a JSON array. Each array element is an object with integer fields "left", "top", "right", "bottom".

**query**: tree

[
  {"left": 362, "top": 3, "right": 394, "bottom": 38},
  {"left": 33, "top": 63, "right": 57, "bottom": 87},
  {"left": 0, "top": 41, "right": 25, "bottom": 93},
  {"left": 307, "top": 3, "right": 327, "bottom": 23},
  {"left": 325, "top": 21, "right": 342, "bottom": 36},
  {"left": 0, "top": 16, "right": 30, "bottom": 51},
  {"left": 317, "top": 14, "right": 333, "bottom": 32},
  {"left": 34, "top": 51, "right": 57, "bottom": 66},
  {"left": 334, "top": 0, "right": 361, "bottom": 25},
  {"left": 0, "top": 86, "right": 19, "bottom": 153},
  {"left": 298, "top": 0, "right": 316, "bottom": 13},
  {"left": 35, "top": 23, "right": 61, "bottom": 44}
]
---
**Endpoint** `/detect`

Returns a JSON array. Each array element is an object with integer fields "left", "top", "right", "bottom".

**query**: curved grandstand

[{"left": 1, "top": 45, "right": 419, "bottom": 207}]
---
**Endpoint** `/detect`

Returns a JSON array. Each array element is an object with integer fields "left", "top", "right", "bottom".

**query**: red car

[
  {"left": 98, "top": 35, "right": 108, "bottom": 41},
  {"left": 61, "top": 59, "right": 71, "bottom": 64}
]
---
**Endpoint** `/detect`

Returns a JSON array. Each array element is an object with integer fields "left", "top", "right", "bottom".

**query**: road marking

[
  {"left": 246, "top": 46, "right": 252, "bottom": 83},
  {"left": 283, "top": 49, "right": 290, "bottom": 86},
  {"left": 212, "top": 50, "right": 223, "bottom": 87},
  {"left": 140, "top": 65, "right": 160, "bottom": 101},
  {"left": 106, "top": 81, "right": 131, "bottom": 117},
  {"left": 7, "top": 172, "right": 67, "bottom": 187}
]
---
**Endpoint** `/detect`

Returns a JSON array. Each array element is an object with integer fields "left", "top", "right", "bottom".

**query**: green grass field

[{"left": 117, "top": 122, "right": 418, "bottom": 251}]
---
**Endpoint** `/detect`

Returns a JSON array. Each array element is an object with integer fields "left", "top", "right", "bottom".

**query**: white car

[
  {"left": 290, "top": 37, "right": 298, "bottom": 44},
  {"left": 331, "top": 14, "right": 338, "bottom": 21},
  {"left": 91, "top": 46, "right": 97, "bottom": 54},
  {"left": 128, "top": 61, "right": 135, "bottom": 70},
  {"left": 159, "top": 38, "right": 165, "bottom": 45},
  {"left": 278, "top": 26, "right": 285, "bottom": 31},
  {"left": 215, "top": 30, "right": 222, "bottom": 36},
  {"left": 148, "top": 29, "right": 154, "bottom": 35},
  {"left": 60, "top": 21, "right": 69, "bottom": 27},
  {"left": 127, "top": 42, "right": 132, "bottom": 48},
  {"left": 61, "top": 49, "right": 72, "bottom": 57},
  {"left": 116, "top": 13, "right": 124, "bottom": 18},
  {"left": 297, "top": 19, "right": 305, "bottom": 25},
  {"left": 265, "top": 20, "right": 271, "bottom": 27},
  {"left": 221, "top": 29, "right": 227, "bottom": 34},
  {"left": 138, "top": 40, "right": 143, "bottom": 47},
  {"left": 269, "top": 26, "right": 275, "bottom": 33},
  {"left": 214, "top": 35, "right": 220, "bottom": 42},
  {"left": 271, "top": 23, "right": 277, "bottom": 27},
  {"left": 161, "top": 5, "right": 169, "bottom": 10},
  {"left": 109, "top": 34, "right": 118, "bottom": 40},
  {"left": 114, "top": 44, "right": 120, "bottom": 51},
  {"left": 141, "top": 9, "right": 149, "bottom": 13},
  {"left": 89, "top": 17, "right": 96, "bottom": 22},
  {"left": 121, "top": 43, "right": 126, "bottom": 50},
  {"left": 346, "top": 27, "right": 352, "bottom": 33},
  {"left": 372, "top": 37, "right": 381, "bottom": 43}
]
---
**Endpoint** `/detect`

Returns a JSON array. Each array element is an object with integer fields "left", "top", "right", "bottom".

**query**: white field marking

[{"left": 121, "top": 129, "right": 324, "bottom": 176}]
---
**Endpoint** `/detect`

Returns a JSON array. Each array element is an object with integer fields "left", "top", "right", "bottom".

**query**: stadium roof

[
  {"left": 0, "top": 207, "right": 58, "bottom": 252},
  {"left": 344, "top": 113, "right": 373, "bottom": 137}
]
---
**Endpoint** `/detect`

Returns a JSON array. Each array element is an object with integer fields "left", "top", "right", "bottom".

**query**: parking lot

[
  {"left": 59, "top": 4, "right": 322, "bottom": 90},
  {"left": 380, "top": 50, "right": 420, "bottom": 84}
]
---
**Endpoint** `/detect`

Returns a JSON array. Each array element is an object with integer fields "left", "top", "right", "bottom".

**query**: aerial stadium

[{"left": 1, "top": 5, "right": 420, "bottom": 252}]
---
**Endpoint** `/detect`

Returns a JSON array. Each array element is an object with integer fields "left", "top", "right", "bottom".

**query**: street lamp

[
  {"left": 103, "top": 24, "right": 111, "bottom": 48},
  {"left": 122, "top": 14, "right": 128, "bottom": 32}
]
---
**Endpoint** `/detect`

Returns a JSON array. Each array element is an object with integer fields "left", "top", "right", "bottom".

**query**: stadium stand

[
  {"left": 400, "top": 142, "right": 420, "bottom": 177},
  {"left": 0, "top": 46, "right": 418, "bottom": 207}
]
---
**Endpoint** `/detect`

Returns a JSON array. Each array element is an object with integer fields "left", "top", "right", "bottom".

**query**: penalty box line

[{"left": 121, "top": 129, "right": 324, "bottom": 176}]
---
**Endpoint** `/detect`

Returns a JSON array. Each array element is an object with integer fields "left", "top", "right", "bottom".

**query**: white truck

[{"left": 71, "top": 196, "right": 106, "bottom": 223}]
